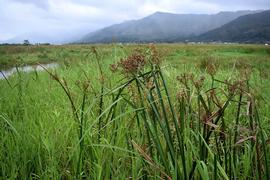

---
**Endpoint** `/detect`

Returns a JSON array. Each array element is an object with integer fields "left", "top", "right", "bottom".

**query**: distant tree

[{"left": 23, "top": 40, "right": 30, "bottom": 46}]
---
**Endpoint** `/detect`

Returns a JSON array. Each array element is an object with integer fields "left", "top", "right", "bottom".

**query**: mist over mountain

[
  {"left": 194, "top": 10, "right": 270, "bottom": 43},
  {"left": 79, "top": 10, "right": 261, "bottom": 43},
  {"left": 2, "top": 9, "right": 268, "bottom": 45},
  {"left": 1, "top": 33, "right": 61, "bottom": 45},
  {"left": 0, "top": 31, "right": 88, "bottom": 45}
]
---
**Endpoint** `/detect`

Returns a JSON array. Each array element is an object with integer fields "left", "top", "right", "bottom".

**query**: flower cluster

[
  {"left": 110, "top": 50, "right": 146, "bottom": 75},
  {"left": 119, "top": 53, "right": 145, "bottom": 74},
  {"left": 226, "top": 80, "right": 245, "bottom": 94},
  {"left": 149, "top": 43, "right": 161, "bottom": 65},
  {"left": 206, "top": 62, "right": 217, "bottom": 77},
  {"left": 192, "top": 75, "right": 205, "bottom": 90},
  {"left": 176, "top": 73, "right": 194, "bottom": 86}
]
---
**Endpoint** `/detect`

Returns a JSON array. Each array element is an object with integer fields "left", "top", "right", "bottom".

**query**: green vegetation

[{"left": 0, "top": 44, "right": 270, "bottom": 179}]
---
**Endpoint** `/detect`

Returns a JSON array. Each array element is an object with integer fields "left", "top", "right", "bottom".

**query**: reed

[{"left": 0, "top": 44, "right": 269, "bottom": 179}]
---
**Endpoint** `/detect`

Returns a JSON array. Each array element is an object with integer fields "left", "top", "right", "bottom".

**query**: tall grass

[{"left": 0, "top": 44, "right": 269, "bottom": 179}]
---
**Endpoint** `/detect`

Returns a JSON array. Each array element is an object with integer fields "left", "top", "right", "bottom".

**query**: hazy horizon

[{"left": 0, "top": 0, "right": 269, "bottom": 43}]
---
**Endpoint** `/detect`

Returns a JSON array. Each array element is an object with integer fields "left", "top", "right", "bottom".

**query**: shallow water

[{"left": 0, "top": 62, "right": 58, "bottom": 80}]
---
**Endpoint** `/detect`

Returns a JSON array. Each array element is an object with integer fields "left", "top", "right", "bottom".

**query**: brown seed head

[
  {"left": 149, "top": 43, "right": 161, "bottom": 65},
  {"left": 83, "top": 80, "right": 91, "bottom": 92},
  {"left": 176, "top": 73, "right": 194, "bottom": 86},
  {"left": 193, "top": 75, "right": 205, "bottom": 90},
  {"left": 176, "top": 90, "right": 186, "bottom": 100},
  {"left": 118, "top": 52, "right": 146, "bottom": 74},
  {"left": 227, "top": 80, "right": 245, "bottom": 94},
  {"left": 206, "top": 63, "right": 217, "bottom": 77},
  {"left": 110, "top": 63, "right": 118, "bottom": 73}
]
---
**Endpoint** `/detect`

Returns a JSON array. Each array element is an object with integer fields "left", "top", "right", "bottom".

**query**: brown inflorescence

[
  {"left": 192, "top": 75, "right": 205, "bottom": 90},
  {"left": 149, "top": 43, "right": 161, "bottom": 65},
  {"left": 109, "top": 63, "right": 118, "bottom": 73},
  {"left": 118, "top": 51, "right": 146, "bottom": 75},
  {"left": 226, "top": 80, "right": 245, "bottom": 94},
  {"left": 206, "top": 62, "right": 217, "bottom": 77},
  {"left": 176, "top": 73, "right": 194, "bottom": 86}
]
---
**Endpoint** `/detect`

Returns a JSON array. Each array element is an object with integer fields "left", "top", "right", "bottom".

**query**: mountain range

[
  {"left": 194, "top": 10, "right": 270, "bottom": 43},
  {"left": 2, "top": 10, "right": 269, "bottom": 44},
  {"left": 79, "top": 10, "right": 269, "bottom": 43}
]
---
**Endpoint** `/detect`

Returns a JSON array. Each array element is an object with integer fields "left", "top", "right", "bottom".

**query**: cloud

[
  {"left": 198, "top": 0, "right": 270, "bottom": 8},
  {"left": 134, "top": 0, "right": 221, "bottom": 15},
  {"left": 9, "top": 0, "right": 49, "bottom": 9},
  {"left": 0, "top": 0, "right": 269, "bottom": 42},
  {"left": 192, "top": 0, "right": 270, "bottom": 12}
]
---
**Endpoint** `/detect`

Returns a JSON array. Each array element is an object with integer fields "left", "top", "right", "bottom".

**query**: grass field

[{"left": 0, "top": 44, "right": 270, "bottom": 179}]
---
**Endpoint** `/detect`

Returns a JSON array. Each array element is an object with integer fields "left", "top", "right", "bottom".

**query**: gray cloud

[
  {"left": 0, "top": 0, "right": 269, "bottom": 43},
  {"left": 191, "top": 0, "right": 269, "bottom": 13},
  {"left": 199, "top": 0, "right": 270, "bottom": 7},
  {"left": 9, "top": 0, "right": 49, "bottom": 9}
]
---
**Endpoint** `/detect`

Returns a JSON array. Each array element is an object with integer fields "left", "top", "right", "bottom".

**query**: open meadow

[{"left": 0, "top": 44, "right": 270, "bottom": 179}]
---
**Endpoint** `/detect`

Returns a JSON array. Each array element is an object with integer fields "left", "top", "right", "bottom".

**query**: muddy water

[{"left": 0, "top": 63, "right": 58, "bottom": 80}]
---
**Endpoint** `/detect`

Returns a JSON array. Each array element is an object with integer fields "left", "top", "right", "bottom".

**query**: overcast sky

[{"left": 0, "top": 0, "right": 269, "bottom": 43}]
